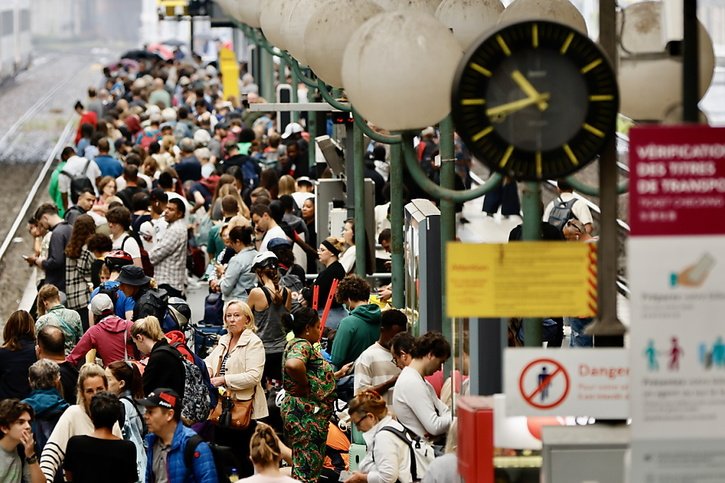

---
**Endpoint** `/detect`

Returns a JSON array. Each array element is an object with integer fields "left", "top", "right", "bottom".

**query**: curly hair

[
  {"left": 335, "top": 274, "right": 371, "bottom": 303},
  {"left": 410, "top": 332, "right": 451, "bottom": 360},
  {"left": 65, "top": 214, "right": 96, "bottom": 259}
]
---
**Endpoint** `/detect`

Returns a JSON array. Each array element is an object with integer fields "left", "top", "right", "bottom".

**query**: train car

[{"left": 0, "top": 0, "right": 31, "bottom": 83}]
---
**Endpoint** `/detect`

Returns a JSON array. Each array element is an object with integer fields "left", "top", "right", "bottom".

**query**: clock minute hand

[
  {"left": 511, "top": 70, "right": 548, "bottom": 111},
  {"left": 486, "top": 93, "right": 551, "bottom": 120}
]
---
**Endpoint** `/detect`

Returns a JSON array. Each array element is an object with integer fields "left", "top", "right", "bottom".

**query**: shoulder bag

[{"left": 208, "top": 350, "right": 256, "bottom": 430}]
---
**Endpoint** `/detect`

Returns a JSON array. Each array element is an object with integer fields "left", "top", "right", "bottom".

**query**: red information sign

[{"left": 629, "top": 125, "right": 725, "bottom": 236}]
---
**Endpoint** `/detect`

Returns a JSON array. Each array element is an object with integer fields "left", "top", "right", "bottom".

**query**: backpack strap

[
  {"left": 82, "top": 158, "right": 92, "bottom": 175},
  {"left": 183, "top": 434, "right": 203, "bottom": 469},
  {"left": 376, "top": 425, "right": 417, "bottom": 482},
  {"left": 260, "top": 286, "right": 273, "bottom": 306}
]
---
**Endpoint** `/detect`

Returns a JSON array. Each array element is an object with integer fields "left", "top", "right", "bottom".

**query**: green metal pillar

[
  {"left": 439, "top": 116, "right": 455, "bottom": 353},
  {"left": 353, "top": 119, "right": 367, "bottom": 277},
  {"left": 390, "top": 143, "right": 405, "bottom": 308},
  {"left": 521, "top": 181, "right": 542, "bottom": 346},
  {"left": 259, "top": 43, "right": 275, "bottom": 102},
  {"left": 308, "top": 107, "right": 317, "bottom": 172},
  {"left": 290, "top": 66, "right": 300, "bottom": 123}
]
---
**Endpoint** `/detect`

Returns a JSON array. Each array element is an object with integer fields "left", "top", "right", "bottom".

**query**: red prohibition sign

[{"left": 518, "top": 358, "right": 570, "bottom": 410}]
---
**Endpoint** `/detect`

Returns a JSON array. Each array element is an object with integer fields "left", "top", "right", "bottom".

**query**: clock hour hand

[
  {"left": 511, "top": 70, "right": 548, "bottom": 111},
  {"left": 486, "top": 93, "right": 551, "bottom": 120}
]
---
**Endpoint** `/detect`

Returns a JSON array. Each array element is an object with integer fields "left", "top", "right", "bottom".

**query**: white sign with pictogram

[{"left": 505, "top": 348, "right": 629, "bottom": 418}]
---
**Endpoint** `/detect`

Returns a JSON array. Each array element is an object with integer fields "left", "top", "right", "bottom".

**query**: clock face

[{"left": 451, "top": 20, "right": 619, "bottom": 181}]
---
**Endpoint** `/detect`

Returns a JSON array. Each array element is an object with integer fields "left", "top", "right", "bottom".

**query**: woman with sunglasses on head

[
  {"left": 345, "top": 389, "right": 413, "bottom": 483},
  {"left": 105, "top": 361, "right": 146, "bottom": 482}
]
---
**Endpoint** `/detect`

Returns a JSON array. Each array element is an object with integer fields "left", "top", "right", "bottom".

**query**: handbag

[
  {"left": 209, "top": 393, "right": 255, "bottom": 430},
  {"left": 208, "top": 352, "right": 256, "bottom": 430}
]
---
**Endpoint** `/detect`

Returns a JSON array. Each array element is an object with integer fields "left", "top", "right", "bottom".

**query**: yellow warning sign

[
  {"left": 219, "top": 47, "right": 240, "bottom": 102},
  {"left": 446, "top": 242, "right": 597, "bottom": 318}
]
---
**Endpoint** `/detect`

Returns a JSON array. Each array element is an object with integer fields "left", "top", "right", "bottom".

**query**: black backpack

[
  {"left": 98, "top": 282, "right": 120, "bottom": 311},
  {"left": 547, "top": 197, "right": 578, "bottom": 231},
  {"left": 133, "top": 287, "right": 168, "bottom": 322},
  {"left": 60, "top": 159, "right": 94, "bottom": 204},
  {"left": 184, "top": 434, "right": 241, "bottom": 483}
]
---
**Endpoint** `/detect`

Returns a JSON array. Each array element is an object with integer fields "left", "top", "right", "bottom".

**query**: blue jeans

[{"left": 569, "top": 317, "right": 594, "bottom": 347}]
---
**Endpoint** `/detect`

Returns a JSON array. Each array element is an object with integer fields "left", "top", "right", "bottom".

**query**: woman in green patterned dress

[{"left": 280, "top": 307, "right": 352, "bottom": 483}]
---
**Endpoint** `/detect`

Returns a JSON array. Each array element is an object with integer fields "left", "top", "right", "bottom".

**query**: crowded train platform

[{"left": 2, "top": 0, "right": 725, "bottom": 482}]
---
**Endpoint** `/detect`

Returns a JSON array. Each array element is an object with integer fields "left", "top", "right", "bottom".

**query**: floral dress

[{"left": 281, "top": 337, "right": 336, "bottom": 483}]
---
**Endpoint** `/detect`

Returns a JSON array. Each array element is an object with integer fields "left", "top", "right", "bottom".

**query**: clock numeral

[
  {"left": 563, "top": 144, "right": 579, "bottom": 166},
  {"left": 472, "top": 126, "right": 493, "bottom": 142},
  {"left": 589, "top": 94, "right": 614, "bottom": 102},
  {"left": 583, "top": 123, "right": 605, "bottom": 138},
  {"left": 470, "top": 62, "right": 492, "bottom": 78},
  {"left": 499, "top": 145, "right": 514, "bottom": 168},
  {"left": 532, "top": 24, "right": 539, "bottom": 48},
  {"left": 581, "top": 58, "right": 603, "bottom": 74},
  {"left": 535, "top": 151, "right": 542, "bottom": 179},
  {"left": 461, "top": 99, "right": 486, "bottom": 106},
  {"left": 560, "top": 33, "right": 575, "bottom": 54},
  {"left": 496, "top": 35, "right": 512, "bottom": 56}
]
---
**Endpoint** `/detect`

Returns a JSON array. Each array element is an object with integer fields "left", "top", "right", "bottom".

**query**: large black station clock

[{"left": 451, "top": 20, "right": 619, "bottom": 181}]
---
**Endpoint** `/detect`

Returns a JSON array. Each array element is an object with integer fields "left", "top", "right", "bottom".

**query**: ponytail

[{"left": 249, "top": 422, "right": 282, "bottom": 467}]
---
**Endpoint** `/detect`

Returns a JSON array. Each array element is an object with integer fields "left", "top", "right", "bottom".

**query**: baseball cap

[
  {"left": 138, "top": 388, "right": 180, "bottom": 411},
  {"left": 252, "top": 251, "right": 278, "bottom": 269},
  {"left": 267, "top": 237, "right": 292, "bottom": 251},
  {"left": 116, "top": 265, "right": 151, "bottom": 286},
  {"left": 296, "top": 176, "right": 316, "bottom": 187},
  {"left": 90, "top": 293, "right": 114, "bottom": 316},
  {"left": 281, "top": 122, "right": 304, "bottom": 140}
]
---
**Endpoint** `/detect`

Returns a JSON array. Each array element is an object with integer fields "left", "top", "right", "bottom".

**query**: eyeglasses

[
  {"left": 351, "top": 413, "right": 371, "bottom": 428},
  {"left": 565, "top": 220, "right": 583, "bottom": 233}
]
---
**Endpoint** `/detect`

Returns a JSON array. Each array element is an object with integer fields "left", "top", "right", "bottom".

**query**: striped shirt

[{"left": 354, "top": 342, "right": 401, "bottom": 408}]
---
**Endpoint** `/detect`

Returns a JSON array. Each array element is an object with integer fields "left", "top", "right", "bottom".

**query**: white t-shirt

[
  {"left": 112, "top": 232, "right": 141, "bottom": 259},
  {"left": 543, "top": 192, "right": 594, "bottom": 227},
  {"left": 339, "top": 245, "right": 356, "bottom": 274},
  {"left": 259, "top": 225, "right": 288, "bottom": 252},
  {"left": 58, "top": 155, "right": 102, "bottom": 195}
]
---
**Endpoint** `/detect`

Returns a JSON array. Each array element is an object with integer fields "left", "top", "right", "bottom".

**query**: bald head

[{"left": 37, "top": 325, "right": 65, "bottom": 357}]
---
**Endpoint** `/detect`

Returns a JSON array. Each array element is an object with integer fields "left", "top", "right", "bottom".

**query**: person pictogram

[
  {"left": 669, "top": 337, "right": 683, "bottom": 371},
  {"left": 538, "top": 366, "right": 551, "bottom": 402},
  {"left": 644, "top": 339, "right": 659, "bottom": 371}
]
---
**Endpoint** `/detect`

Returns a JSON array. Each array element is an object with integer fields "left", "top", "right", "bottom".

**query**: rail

[{"left": 0, "top": 116, "right": 75, "bottom": 264}]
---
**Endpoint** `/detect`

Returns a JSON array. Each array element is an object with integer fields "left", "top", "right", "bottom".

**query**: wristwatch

[{"left": 25, "top": 454, "right": 38, "bottom": 465}]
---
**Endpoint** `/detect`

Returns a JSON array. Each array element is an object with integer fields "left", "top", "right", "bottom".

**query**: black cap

[{"left": 137, "top": 388, "right": 180, "bottom": 411}]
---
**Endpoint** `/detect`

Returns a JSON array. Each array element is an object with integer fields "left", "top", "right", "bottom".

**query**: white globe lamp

[
  {"left": 342, "top": 11, "right": 462, "bottom": 130},
  {"left": 305, "top": 0, "right": 383, "bottom": 87}
]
